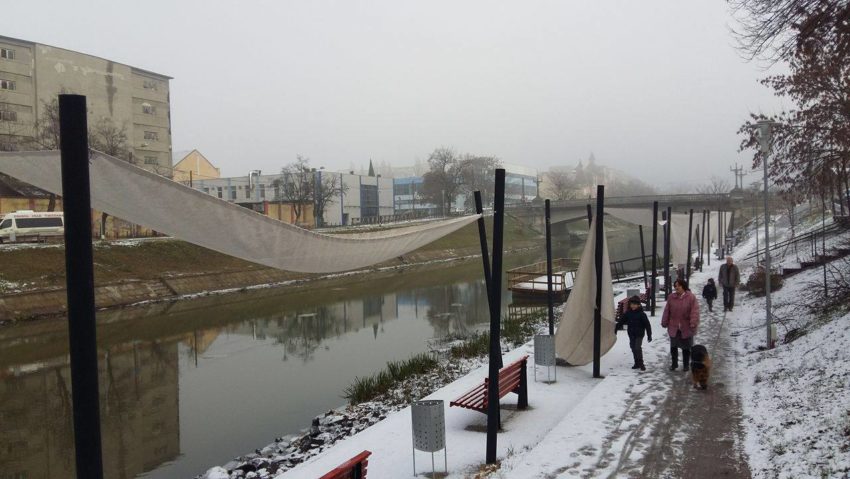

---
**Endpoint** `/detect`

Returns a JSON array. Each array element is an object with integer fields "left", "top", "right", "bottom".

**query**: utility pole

[
  {"left": 756, "top": 120, "right": 774, "bottom": 349},
  {"left": 730, "top": 163, "right": 745, "bottom": 189}
]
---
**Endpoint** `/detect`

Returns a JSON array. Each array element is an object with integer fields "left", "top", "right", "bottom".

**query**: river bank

[{"left": 0, "top": 216, "right": 542, "bottom": 322}]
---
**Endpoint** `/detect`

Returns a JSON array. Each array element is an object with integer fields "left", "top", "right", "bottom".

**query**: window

[
  {"left": 230, "top": 187, "right": 237, "bottom": 200},
  {"left": 16, "top": 217, "right": 63, "bottom": 228},
  {"left": 259, "top": 184, "right": 266, "bottom": 198},
  {"left": 143, "top": 79, "right": 158, "bottom": 90},
  {"left": 217, "top": 187, "right": 223, "bottom": 198},
  {"left": 0, "top": 79, "right": 15, "bottom": 91},
  {"left": 142, "top": 103, "right": 156, "bottom": 115},
  {"left": 0, "top": 48, "right": 14, "bottom": 60},
  {"left": 0, "top": 110, "right": 17, "bottom": 121},
  {"left": 144, "top": 131, "right": 158, "bottom": 141},
  {"left": 245, "top": 188, "right": 251, "bottom": 199},
  {"left": 144, "top": 156, "right": 158, "bottom": 165},
  {"left": 0, "top": 219, "right": 10, "bottom": 229}
]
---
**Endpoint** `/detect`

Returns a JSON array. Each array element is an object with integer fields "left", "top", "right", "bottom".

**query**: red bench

[
  {"left": 319, "top": 450, "right": 372, "bottom": 479},
  {"left": 450, "top": 355, "right": 529, "bottom": 413},
  {"left": 615, "top": 287, "right": 652, "bottom": 321}
]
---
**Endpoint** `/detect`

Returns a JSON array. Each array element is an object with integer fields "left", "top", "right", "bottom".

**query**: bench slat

[{"left": 450, "top": 356, "right": 528, "bottom": 413}]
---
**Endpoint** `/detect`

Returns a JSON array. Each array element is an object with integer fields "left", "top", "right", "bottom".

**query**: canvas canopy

[
  {"left": 554, "top": 218, "right": 616, "bottom": 365},
  {"left": 0, "top": 151, "right": 480, "bottom": 273}
]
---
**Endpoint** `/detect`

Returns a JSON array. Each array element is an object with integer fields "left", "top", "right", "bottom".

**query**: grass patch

[
  {"left": 450, "top": 332, "right": 490, "bottom": 359},
  {"left": 503, "top": 309, "right": 547, "bottom": 346},
  {"left": 343, "top": 352, "right": 439, "bottom": 404}
]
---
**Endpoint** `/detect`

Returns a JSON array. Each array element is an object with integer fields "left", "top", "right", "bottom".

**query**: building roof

[{"left": 0, "top": 34, "right": 173, "bottom": 80}]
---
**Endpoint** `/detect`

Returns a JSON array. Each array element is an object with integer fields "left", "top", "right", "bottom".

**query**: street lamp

[{"left": 755, "top": 120, "right": 776, "bottom": 349}]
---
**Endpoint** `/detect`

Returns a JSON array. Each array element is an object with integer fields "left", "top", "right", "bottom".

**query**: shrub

[
  {"left": 746, "top": 267, "right": 784, "bottom": 297},
  {"left": 343, "top": 353, "right": 439, "bottom": 404}
]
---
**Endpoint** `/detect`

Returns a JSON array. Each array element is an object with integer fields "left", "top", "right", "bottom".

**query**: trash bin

[
  {"left": 411, "top": 399, "right": 446, "bottom": 476},
  {"left": 534, "top": 334, "right": 556, "bottom": 382}
]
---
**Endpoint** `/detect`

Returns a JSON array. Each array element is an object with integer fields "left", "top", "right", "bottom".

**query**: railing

[
  {"left": 507, "top": 258, "right": 579, "bottom": 292},
  {"left": 742, "top": 221, "right": 847, "bottom": 263}
]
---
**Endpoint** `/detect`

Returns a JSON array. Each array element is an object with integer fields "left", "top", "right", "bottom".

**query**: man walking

[{"left": 718, "top": 256, "right": 740, "bottom": 311}]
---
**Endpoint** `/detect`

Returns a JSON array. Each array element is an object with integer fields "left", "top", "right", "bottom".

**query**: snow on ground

[{"left": 728, "top": 221, "right": 850, "bottom": 479}]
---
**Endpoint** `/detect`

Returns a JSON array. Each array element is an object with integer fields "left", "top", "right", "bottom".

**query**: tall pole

[
  {"left": 592, "top": 185, "right": 605, "bottom": 379},
  {"left": 717, "top": 209, "right": 722, "bottom": 259},
  {"left": 686, "top": 209, "right": 694, "bottom": 281},
  {"left": 639, "top": 225, "right": 648, "bottom": 290},
  {"left": 663, "top": 209, "right": 670, "bottom": 299},
  {"left": 700, "top": 210, "right": 707, "bottom": 271},
  {"left": 705, "top": 210, "right": 708, "bottom": 266},
  {"left": 545, "top": 199, "right": 555, "bottom": 336},
  {"left": 486, "top": 169, "right": 506, "bottom": 464},
  {"left": 474, "top": 191, "right": 498, "bottom": 368},
  {"left": 757, "top": 120, "right": 773, "bottom": 350},
  {"left": 586, "top": 204, "right": 592, "bottom": 227},
  {"left": 60, "top": 94, "right": 104, "bottom": 479},
  {"left": 651, "top": 201, "right": 659, "bottom": 316}
]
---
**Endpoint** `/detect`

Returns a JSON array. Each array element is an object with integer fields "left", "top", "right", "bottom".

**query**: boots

[
  {"left": 683, "top": 349, "right": 691, "bottom": 372},
  {"left": 670, "top": 347, "right": 678, "bottom": 371}
]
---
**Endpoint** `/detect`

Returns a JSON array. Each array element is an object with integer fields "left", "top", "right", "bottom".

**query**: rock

[{"left": 202, "top": 466, "right": 230, "bottom": 479}]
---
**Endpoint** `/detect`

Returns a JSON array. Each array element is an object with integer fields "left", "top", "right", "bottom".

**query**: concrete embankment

[{"left": 0, "top": 216, "right": 542, "bottom": 321}]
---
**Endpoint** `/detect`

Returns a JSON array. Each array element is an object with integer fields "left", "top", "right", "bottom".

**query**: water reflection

[{"left": 0, "top": 254, "right": 531, "bottom": 479}]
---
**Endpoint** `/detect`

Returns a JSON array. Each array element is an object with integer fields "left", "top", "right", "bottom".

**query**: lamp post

[{"left": 756, "top": 120, "right": 774, "bottom": 349}]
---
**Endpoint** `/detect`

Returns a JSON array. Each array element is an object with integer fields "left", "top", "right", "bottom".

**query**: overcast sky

[{"left": 2, "top": 1, "right": 785, "bottom": 188}]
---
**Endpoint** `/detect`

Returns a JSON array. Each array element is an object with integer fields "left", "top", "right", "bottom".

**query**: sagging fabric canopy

[
  {"left": 0, "top": 151, "right": 480, "bottom": 273},
  {"left": 554, "top": 217, "right": 616, "bottom": 365}
]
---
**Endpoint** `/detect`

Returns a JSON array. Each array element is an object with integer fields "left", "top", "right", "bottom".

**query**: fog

[{"left": 2, "top": 0, "right": 784, "bottom": 188}]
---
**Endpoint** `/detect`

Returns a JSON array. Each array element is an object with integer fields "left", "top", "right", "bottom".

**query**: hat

[{"left": 628, "top": 295, "right": 641, "bottom": 305}]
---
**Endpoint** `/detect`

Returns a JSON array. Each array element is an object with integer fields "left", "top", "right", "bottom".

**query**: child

[
  {"left": 616, "top": 296, "right": 652, "bottom": 371},
  {"left": 702, "top": 278, "right": 718, "bottom": 312}
]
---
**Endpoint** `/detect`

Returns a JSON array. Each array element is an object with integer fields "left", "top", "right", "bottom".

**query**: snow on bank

[{"left": 730, "top": 251, "right": 850, "bottom": 478}]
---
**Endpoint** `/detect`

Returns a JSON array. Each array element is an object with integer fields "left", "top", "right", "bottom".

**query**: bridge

[{"left": 507, "top": 192, "right": 778, "bottom": 227}]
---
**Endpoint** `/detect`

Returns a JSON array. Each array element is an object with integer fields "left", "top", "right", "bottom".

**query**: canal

[
  {"left": 0, "top": 252, "right": 545, "bottom": 479},
  {"left": 0, "top": 223, "right": 650, "bottom": 479}
]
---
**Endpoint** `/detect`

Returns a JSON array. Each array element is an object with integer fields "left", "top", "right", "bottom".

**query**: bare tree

[
  {"left": 543, "top": 170, "right": 578, "bottom": 201},
  {"left": 273, "top": 155, "right": 314, "bottom": 225},
  {"left": 314, "top": 172, "right": 348, "bottom": 227},
  {"left": 420, "top": 147, "right": 464, "bottom": 215},
  {"left": 458, "top": 154, "right": 501, "bottom": 208}
]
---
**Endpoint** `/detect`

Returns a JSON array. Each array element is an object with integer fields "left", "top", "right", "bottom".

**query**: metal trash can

[
  {"left": 411, "top": 399, "right": 447, "bottom": 476},
  {"left": 534, "top": 334, "right": 557, "bottom": 382}
]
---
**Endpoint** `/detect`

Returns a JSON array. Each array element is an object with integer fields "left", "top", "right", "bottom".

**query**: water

[{"left": 0, "top": 253, "right": 539, "bottom": 479}]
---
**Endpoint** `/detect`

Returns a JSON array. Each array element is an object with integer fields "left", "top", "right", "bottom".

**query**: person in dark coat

[
  {"left": 702, "top": 278, "right": 718, "bottom": 312},
  {"left": 616, "top": 296, "right": 652, "bottom": 371},
  {"left": 718, "top": 256, "right": 741, "bottom": 311}
]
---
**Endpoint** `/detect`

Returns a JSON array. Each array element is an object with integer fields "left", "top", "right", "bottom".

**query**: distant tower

[{"left": 368, "top": 159, "right": 375, "bottom": 177}]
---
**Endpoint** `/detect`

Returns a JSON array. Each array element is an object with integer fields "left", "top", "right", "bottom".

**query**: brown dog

[{"left": 690, "top": 344, "right": 711, "bottom": 390}]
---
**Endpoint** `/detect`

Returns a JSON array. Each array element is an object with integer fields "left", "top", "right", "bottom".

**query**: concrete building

[
  {"left": 193, "top": 169, "right": 394, "bottom": 227},
  {"left": 393, "top": 162, "right": 538, "bottom": 214},
  {"left": 172, "top": 150, "right": 220, "bottom": 184},
  {"left": 0, "top": 35, "right": 173, "bottom": 174}
]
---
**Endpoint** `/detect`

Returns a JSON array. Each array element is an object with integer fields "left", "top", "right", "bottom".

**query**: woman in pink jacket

[{"left": 661, "top": 278, "right": 700, "bottom": 371}]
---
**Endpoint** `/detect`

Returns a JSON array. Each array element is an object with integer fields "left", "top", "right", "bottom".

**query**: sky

[{"left": 2, "top": 1, "right": 786, "bottom": 189}]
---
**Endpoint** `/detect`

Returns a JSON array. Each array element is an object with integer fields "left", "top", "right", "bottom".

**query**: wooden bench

[
  {"left": 450, "top": 355, "right": 529, "bottom": 413},
  {"left": 615, "top": 287, "right": 651, "bottom": 321},
  {"left": 319, "top": 450, "right": 372, "bottom": 479}
]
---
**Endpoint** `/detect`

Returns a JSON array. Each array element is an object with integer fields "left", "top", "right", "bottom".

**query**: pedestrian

[
  {"left": 702, "top": 278, "right": 718, "bottom": 312},
  {"left": 616, "top": 296, "right": 652, "bottom": 371},
  {"left": 718, "top": 256, "right": 741, "bottom": 311},
  {"left": 661, "top": 279, "right": 700, "bottom": 371}
]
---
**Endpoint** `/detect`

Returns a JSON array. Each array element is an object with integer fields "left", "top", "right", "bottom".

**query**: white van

[{"left": 0, "top": 210, "right": 65, "bottom": 243}]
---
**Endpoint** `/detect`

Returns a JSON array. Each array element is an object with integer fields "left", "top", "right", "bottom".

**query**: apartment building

[{"left": 0, "top": 35, "right": 173, "bottom": 174}]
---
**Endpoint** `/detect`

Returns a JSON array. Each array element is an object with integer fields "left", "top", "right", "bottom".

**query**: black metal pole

[
  {"left": 651, "top": 201, "right": 659, "bottom": 316},
  {"left": 592, "top": 185, "right": 604, "bottom": 379},
  {"left": 701, "top": 209, "right": 707, "bottom": 272},
  {"left": 705, "top": 210, "right": 708, "bottom": 266},
  {"left": 664, "top": 208, "right": 671, "bottom": 299},
  {"left": 60, "top": 94, "right": 104, "bottom": 479},
  {"left": 686, "top": 209, "right": 694, "bottom": 281},
  {"left": 545, "top": 199, "right": 554, "bottom": 336},
  {"left": 586, "top": 204, "right": 592, "bottom": 227},
  {"left": 639, "top": 225, "right": 648, "bottom": 290},
  {"left": 474, "top": 191, "right": 499, "bottom": 369},
  {"left": 486, "top": 169, "right": 505, "bottom": 464},
  {"left": 717, "top": 209, "right": 722, "bottom": 259}
]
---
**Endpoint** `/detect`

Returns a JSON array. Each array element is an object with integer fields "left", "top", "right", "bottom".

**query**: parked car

[{"left": 0, "top": 210, "right": 64, "bottom": 243}]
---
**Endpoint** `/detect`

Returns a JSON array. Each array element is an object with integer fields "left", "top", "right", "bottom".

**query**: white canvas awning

[{"left": 0, "top": 151, "right": 480, "bottom": 273}]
